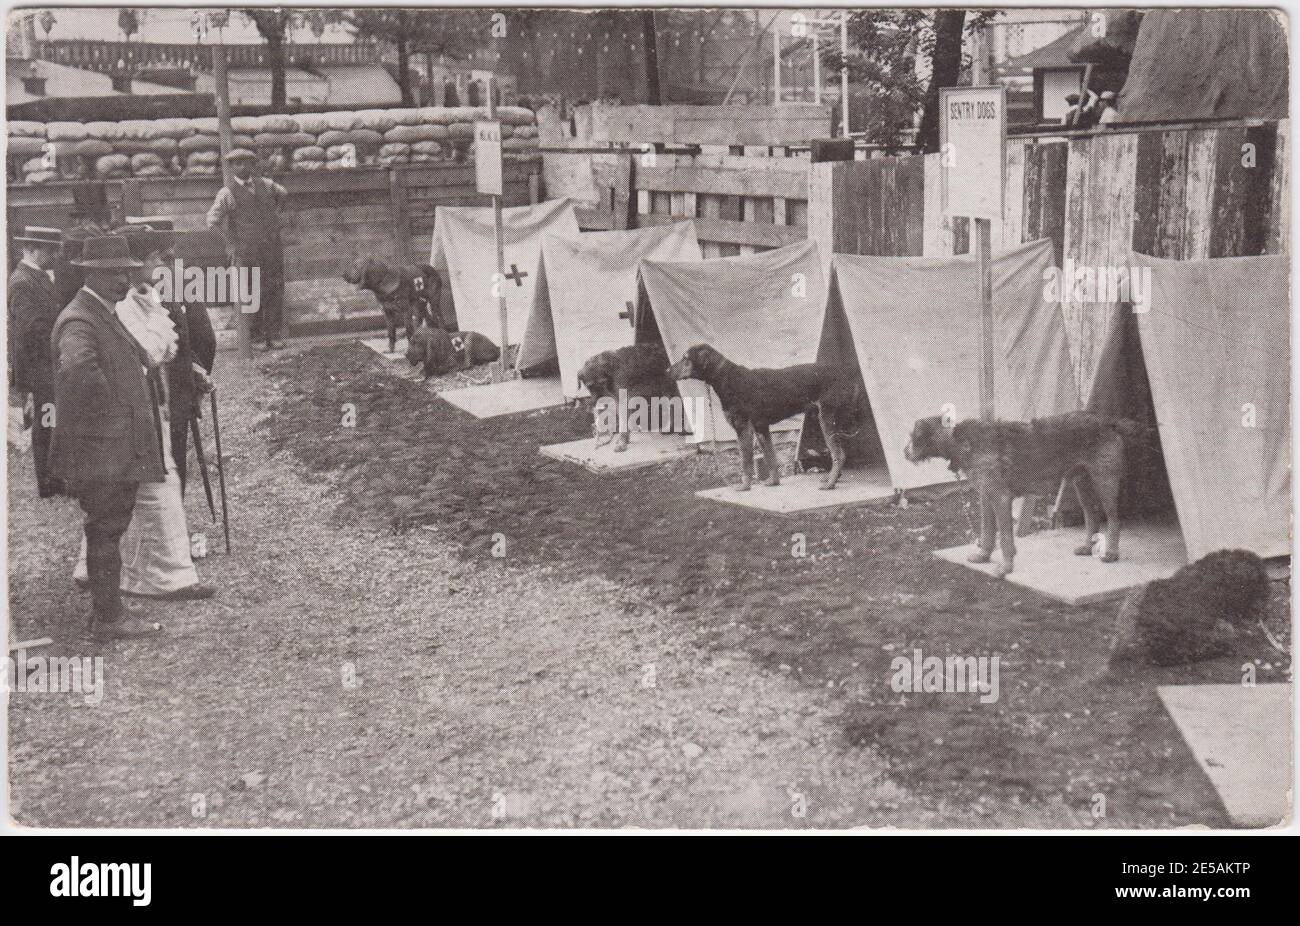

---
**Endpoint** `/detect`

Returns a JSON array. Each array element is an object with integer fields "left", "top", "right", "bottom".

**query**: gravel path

[{"left": 8, "top": 344, "right": 910, "bottom": 829}]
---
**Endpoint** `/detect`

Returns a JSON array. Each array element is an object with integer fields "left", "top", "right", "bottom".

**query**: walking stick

[
  {"left": 209, "top": 390, "right": 232, "bottom": 553},
  {"left": 189, "top": 416, "right": 218, "bottom": 523}
]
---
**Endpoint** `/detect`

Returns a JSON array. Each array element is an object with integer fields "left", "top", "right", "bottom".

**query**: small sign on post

[
  {"left": 474, "top": 119, "right": 503, "bottom": 197},
  {"left": 939, "top": 85, "right": 1006, "bottom": 222},
  {"left": 477, "top": 82, "right": 511, "bottom": 381},
  {"left": 940, "top": 85, "right": 1006, "bottom": 422}
]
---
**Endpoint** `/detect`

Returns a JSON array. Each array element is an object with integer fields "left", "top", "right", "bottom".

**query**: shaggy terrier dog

[{"left": 1109, "top": 549, "right": 1272, "bottom": 666}]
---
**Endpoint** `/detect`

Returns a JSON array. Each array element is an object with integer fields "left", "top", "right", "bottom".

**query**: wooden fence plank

[
  {"left": 1266, "top": 120, "right": 1290, "bottom": 256},
  {"left": 634, "top": 159, "right": 807, "bottom": 199},
  {"left": 388, "top": 167, "right": 414, "bottom": 264},
  {"left": 1000, "top": 141, "right": 1025, "bottom": 250},
  {"left": 1153, "top": 130, "right": 1190, "bottom": 259},
  {"left": 1131, "top": 131, "right": 1164, "bottom": 257},
  {"left": 1022, "top": 141, "right": 1067, "bottom": 266},
  {"left": 806, "top": 161, "right": 834, "bottom": 269},
  {"left": 921, "top": 153, "right": 953, "bottom": 257},
  {"left": 637, "top": 212, "right": 805, "bottom": 249},
  {"left": 1182, "top": 129, "right": 1219, "bottom": 259}
]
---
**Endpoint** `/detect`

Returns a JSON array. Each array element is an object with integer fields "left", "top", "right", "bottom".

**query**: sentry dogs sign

[
  {"left": 475, "top": 120, "right": 503, "bottom": 196},
  {"left": 939, "top": 85, "right": 1006, "bottom": 221}
]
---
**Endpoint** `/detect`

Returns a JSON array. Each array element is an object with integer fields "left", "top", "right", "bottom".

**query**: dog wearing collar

[{"left": 345, "top": 256, "right": 442, "bottom": 353}]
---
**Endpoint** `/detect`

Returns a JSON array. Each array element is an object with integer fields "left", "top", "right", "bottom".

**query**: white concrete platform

[
  {"left": 934, "top": 518, "right": 1188, "bottom": 606},
  {"left": 695, "top": 465, "right": 895, "bottom": 516},
  {"left": 1158, "top": 684, "right": 1292, "bottom": 828},
  {"left": 361, "top": 336, "right": 407, "bottom": 361},
  {"left": 540, "top": 433, "right": 696, "bottom": 473},
  {"left": 439, "top": 376, "right": 566, "bottom": 419}
]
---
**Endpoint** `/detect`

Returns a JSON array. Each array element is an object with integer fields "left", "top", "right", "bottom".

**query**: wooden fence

[
  {"left": 6, "top": 160, "right": 541, "bottom": 334},
  {"left": 807, "top": 120, "right": 1291, "bottom": 396},
  {"left": 542, "top": 102, "right": 825, "bottom": 257},
  {"left": 565, "top": 150, "right": 810, "bottom": 257}
]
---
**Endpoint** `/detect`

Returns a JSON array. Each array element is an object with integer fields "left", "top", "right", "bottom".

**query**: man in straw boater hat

[
  {"left": 49, "top": 235, "right": 167, "bottom": 641},
  {"left": 8, "top": 225, "right": 67, "bottom": 498},
  {"left": 206, "top": 148, "right": 288, "bottom": 352}
]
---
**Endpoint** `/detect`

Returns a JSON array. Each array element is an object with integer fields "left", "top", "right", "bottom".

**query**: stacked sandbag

[{"left": 6, "top": 105, "right": 540, "bottom": 182}]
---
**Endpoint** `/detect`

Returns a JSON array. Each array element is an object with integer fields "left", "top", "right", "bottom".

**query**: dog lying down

[
  {"left": 905, "top": 411, "right": 1141, "bottom": 577},
  {"left": 1110, "top": 549, "right": 1270, "bottom": 666},
  {"left": 668, "top": 343, "right": 860, "bottom": 491},
  {"left": 345, "top": 256, "right": 442, "bottom": 353},
  {"left": 577, "top": 344, "right": 679, "bottom": 452},
  {"left": 406, "top": 326, "right": 499, "bottom": 379}
]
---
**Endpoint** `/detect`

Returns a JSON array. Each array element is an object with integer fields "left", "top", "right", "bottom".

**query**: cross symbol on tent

[
  {"left": 504, "top": 263, "right": 528, "bottom": 286},
  {"left": 620, "top": 300, "right": 634, "bottom": 322}
]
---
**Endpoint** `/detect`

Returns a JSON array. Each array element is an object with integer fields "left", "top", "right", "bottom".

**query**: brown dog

[
  {"left": 1110, "top": 549, "right": 1270, "bottom": 666},
  {"left": 345, "top": 256, "right": 442, "bottom": 353},
  {"left": 668, "top": 343, "right": 859, "bottom": 491},
  {"left": 576, "top": 343, "right": 678, "bottom": 452},
  {"left": 406, "top": 326, "right": 499, "bottom": 379},
  {"left": 904, "top": 411, "right": 1140, "bottom": 577}
]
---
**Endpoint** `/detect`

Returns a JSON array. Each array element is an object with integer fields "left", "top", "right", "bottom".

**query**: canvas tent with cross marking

[
  {"left": 635, "top": 238, "right": 828, "bottom": 445},
  {"left": 430, "top": 198, "right": 580, "bottom": 348},
  {"left": 516, "top": 221, "right": 701, "bottom": 397}
]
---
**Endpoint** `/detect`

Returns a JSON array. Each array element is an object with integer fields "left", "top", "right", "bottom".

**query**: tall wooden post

[
  {"left": 486, "top": 79, "right": 509, "bottom": 380},
  {"left": 212, "top": 28, "right": 251, "bottom": 361},
  {"left": 975, "top": 217, "right": 994, "bottom": 420}
]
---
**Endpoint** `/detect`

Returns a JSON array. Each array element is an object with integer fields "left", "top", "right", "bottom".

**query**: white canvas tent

[
  {"left": 1122, "top": 252, "right": 1289, "bottom": 561},
  {"left": 517, "top": 222, "right": 701, "bottom": 397},
  {"left": 636, "top": 239, "right": 828, "bottom": 444},
  {"left": 430, "top": 199, "right": 580, "bottom": 348},
  {"left": 825, "top": 238, "right": 1080, "bottom": 491}
]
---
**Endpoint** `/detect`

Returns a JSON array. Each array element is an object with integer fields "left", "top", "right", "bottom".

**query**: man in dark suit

[
  {"left": 118, "top": 217, "right": 217, "bottom": 492},
  {"left": 206, "top": 149, "right": 287, "bottom": 351},
  {"left": 8, "top": 226, "right": 67, "bottom": 498},
  {"left": 49, "top": 235, "right": 166, "bottom": 641}
]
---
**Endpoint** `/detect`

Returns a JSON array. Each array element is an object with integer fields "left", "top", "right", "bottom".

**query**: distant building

[
  {"left": 6, "top": 56, "right": 187, "bottom": 105},
  {"left": 193, "top": 65, "right": 401, "bottom": 107}
]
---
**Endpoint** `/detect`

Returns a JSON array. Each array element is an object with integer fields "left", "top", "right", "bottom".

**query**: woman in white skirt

[{"left": 73, "top": 222, "right": 216, "bottom": 600}]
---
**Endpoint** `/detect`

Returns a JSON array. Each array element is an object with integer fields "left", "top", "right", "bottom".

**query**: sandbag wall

[{"left": 6, "top": 105, "right": 539, "bottom": 185}]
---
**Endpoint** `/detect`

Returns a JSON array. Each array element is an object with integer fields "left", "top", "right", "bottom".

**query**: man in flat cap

[
  {"left": 206, "top": 149, "right": 288, "bottom": 352},
  {"left": 8, "top": 225, "right": 66, "bottom": 497},
  {"left": 49, "top": 235, "right": 166, "bottom": 641}
]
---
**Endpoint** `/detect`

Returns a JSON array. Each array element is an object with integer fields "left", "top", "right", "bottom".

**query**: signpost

[
  {"left": 939, "top": 85, "right": 1006, "bottom": 421},
  {"left": 476, "top": 81, "right": 509, "bottom": 381}
]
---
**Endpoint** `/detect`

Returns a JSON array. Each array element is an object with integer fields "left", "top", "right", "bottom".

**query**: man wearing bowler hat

[
  {"left": 118, "top": 216, "right": 217, "bottom": 491},
  {"left": 49, "top": 235, "right": 166, "bottom": 641},
  {"left": 206, "top": 149, "right": 288, "bottom": 351},
  {"left": 8, "top": 226, "right": 67, "bottom": 498}
]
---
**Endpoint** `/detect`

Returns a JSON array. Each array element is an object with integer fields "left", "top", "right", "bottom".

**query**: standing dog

[
  {"left": 904, "top": 411, "right": 1140, "bottom": 577},
  {"left": 668, "top": 343, "right": 859, "bottom": 491},
  {"left": 345, "top": 256, "right": 442, "bottom": 353},
  {"left": 577, "top": 343, "right": 678, "bottom": 452}
]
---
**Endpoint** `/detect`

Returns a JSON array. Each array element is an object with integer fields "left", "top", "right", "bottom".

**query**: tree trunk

[
  {"left": 917, "top": 10, "right": 966, "bottom": 153},
  {"left": 266, "top": 30, "right": 286, "bottom": 109},
  {"left": 642, "top": 10, "right": 661, "bottom": 104},
  {"left": 396, "top": 36, "right": 412, "bottom": 106}
]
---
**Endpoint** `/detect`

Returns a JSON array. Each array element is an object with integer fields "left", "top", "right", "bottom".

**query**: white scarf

[{"left": 115, "top": 285, "right": 178, "bottom": 369}]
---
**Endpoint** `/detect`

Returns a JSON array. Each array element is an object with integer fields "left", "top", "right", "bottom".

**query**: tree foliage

[
  {"left": 828, "top": 9, "right": 1001, "bottom": 152},
  {"left": 347, "top": 9, "right": 484, "bottom": 106}
]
